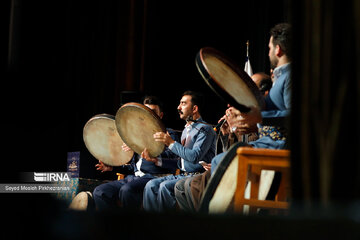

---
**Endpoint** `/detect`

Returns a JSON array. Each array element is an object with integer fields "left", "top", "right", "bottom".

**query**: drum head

[
  {"left": 196, "top": 47, "right": 264, "bottom": 112},
  {"left": 199, "top": 142, "right": 247, "bottom": 213},
  {"left": 83, "top": 114, "right": 133, "bottom": 166},
  {"left": 115, "top": 102, "right": 166, "bottom": 157},
  {"left": 69, "top": 191, "right": 95, "bottom": 211}
]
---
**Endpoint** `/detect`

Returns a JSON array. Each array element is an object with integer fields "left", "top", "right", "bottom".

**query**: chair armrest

[{"left": 237, "top": 147, "right": 290, "bottom": 157}]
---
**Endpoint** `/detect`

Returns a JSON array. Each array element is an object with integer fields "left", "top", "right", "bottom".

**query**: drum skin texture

[
  {"left": 68, "top": 191, "right": 95, "bottom": 211},
  {"left": 83, "top": 114, "right": 133, "bottom": 166},
  {"left": 199, "top": 142, "right": 276, "bottom": 214},
  {"left": 115, "top": 102, "right": 166, "bottom": 158},
  {"left": 199, "top": 142, "right": 243, "bottom": 213},
  {"left": 196, "top": 47, "right": 264, "bottom": 112}
]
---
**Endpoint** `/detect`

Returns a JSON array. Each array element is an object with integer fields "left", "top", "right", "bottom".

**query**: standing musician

[
  {"left": 141, "top": 90, "right": 216, "bottom": 212},
  {"left": 174, "top": 23, "right": 292, "bottom": 212},
  {"left": 92, "top": 96, "right": 180, "bottom": 211}
]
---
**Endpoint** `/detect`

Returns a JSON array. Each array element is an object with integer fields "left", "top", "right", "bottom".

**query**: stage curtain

[{"left": 290, "top": 0, "right": 360, "bottom": 209}]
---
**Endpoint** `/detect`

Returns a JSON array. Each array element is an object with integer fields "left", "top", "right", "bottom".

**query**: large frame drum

[
  {"left": 199, "top": 142, "right": 246, "bottom": 213},
  {"left": 115, "top": 102, "right": 166, "bottom": 158},
  {"left": 196, "top": 47, "right": 264, "bottom": 112},
  {"left": 83, "top": 114, "right": 133, "bottom": 166},
  {"left": 199, "top": 142, "right": 277, "bottom": 214}
]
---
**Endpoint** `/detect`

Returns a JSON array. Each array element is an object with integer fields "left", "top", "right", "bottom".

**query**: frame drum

[
  {"left": 199, "top": 142, "right": 246, "bottom": 213},
  {"left": 115, "top": 102, "right": 166, "bottom": 158},
  {"left": 199, "top": 142, "right": 276, "bottom": 214},
  {"left": 69, "top": 191, "right": 95, "bottom": 211},
  {"left": 196, "top": 47, "right": 264, "bottom": 112},
  {"left": 83, "top": 114, "right": 133, "bottom": 166}
]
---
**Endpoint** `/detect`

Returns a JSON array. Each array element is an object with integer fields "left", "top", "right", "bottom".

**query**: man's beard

[{"left": 269, "top": 56, "right": 278, "bottom": 69}]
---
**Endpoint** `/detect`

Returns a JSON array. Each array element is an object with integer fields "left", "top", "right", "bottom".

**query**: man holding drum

[
  {"left": 213, "top": 22, "right": 291, "bottom": 168},
  {"left": 92, "top": 96, "right": 181, "bottom": 211},
  {"left": 174, "top": 72, "right": 273, "bottom": 212},
  {"left": 175, "top": 23, "right": 292, "bottom": 212},
  {"left": 142, "top": 90, "right": 217, "bottom": 212}
]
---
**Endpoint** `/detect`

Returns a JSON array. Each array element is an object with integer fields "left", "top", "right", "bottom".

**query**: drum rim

[
  {"left": 83, "top": 114, "right": 115, "bottom": 129},
  {"left": 116, "top": 102, "right": 166, "bottom": 132},
  {"left": 199, "top": 141, "right": 248, "bottom": 213},
  {"left": 115, "top": 102, "right": 166, "bottom": 127},
  {"left": 88, "top": 113, "right": 115, "bottom": 121},
  {"left": 83, "top": 113, "right": 133, "bottom": 166},
  {"left": 115, "top": 102, "right": 166, "bottom": 156},
  {"left": 195, "top": 47, "right": 264, "bottom": 113},
  {"left": 83, "top": 114, "right": 116, "bottom": 155}
]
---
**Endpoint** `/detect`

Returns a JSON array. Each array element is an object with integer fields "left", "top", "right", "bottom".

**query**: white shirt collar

[{"left": 185, "top": 116, "right": 200, "bottom": 128}]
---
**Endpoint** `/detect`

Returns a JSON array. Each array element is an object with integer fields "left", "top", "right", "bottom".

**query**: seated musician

[
  {"left": 217, "top": 72, "right": 272, "bottom": 153},
  {"left": 92, "top": 96, "right": 181, "bottom": 211},
  {"left": 213, "top": 22, "right": 291, "bottom": 168},
  {"left": 174, "top": 23, "right": 292, "bottom": 212},
  {"left": 141, "top": 90, "right": 217, "bottom": 212},
  {"left": 252, "top": 72, "right": 272, "bottom": 97},
  {"left": 174, "top": 72, "right": 273, "bottom": 212}
]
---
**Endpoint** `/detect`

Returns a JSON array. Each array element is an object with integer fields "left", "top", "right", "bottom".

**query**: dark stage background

[
  {"left": 2, "top": 0, "right": 286, "bottom": 180},
  {"left": 2, "top": 0, "right": 360, "bottom": 238}
]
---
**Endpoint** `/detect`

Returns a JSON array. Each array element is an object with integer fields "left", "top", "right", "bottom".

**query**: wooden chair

[{"left": 234, "top": 147, "right": 291, "bottom": 214}]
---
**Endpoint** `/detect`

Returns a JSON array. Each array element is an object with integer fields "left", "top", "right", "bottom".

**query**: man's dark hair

[
  {"left": 182, "top": 90, "right": 204, "bottom": 113},
  {"left": 270, "top": 23, "right": 292, "bottom": 59},
  {"left": 143, "top": 95, "right": 163, "bottom": 112},
  {"left": 259, "top": 78, "right": 272, "bottom": 95}
]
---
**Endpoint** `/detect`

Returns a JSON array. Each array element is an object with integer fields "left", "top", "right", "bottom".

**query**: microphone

[{"left": 213, "top": 119, "right": 226, "bottom": 132}]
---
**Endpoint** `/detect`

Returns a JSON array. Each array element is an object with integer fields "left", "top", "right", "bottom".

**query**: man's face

[
  {"left": 268, "top": 36, "right": 278, "bottom": 69},
  {"left": 177, "top": 95, "right": 194, "bottom": 120},
  {"left": 145, "top": 104, "right": 163, "bottom": 119}
]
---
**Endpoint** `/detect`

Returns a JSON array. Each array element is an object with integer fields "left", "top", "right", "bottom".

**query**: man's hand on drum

[
  {"left": 203, "top": 163, "right": 211, "bottom": 171},
  {"left": 153, "top": 131, "right": 175, "bottom": 146},
  {"left": 225, "top": 106, "right": 261, "bottom": 135},
  {"left": 95, "top": 160, "right": 113, "bottom": 172},
  {"left": 218, "top": 115, "right": 231, "bottom": 136},
  {"left": 141, "top": 148, "right": 159, "bottom": 165},
  {"left": 121, "top": 143, "right": 132, "bottom": 152},
  {"left": 224, "top": 106, "right": 240, "bottom": 133}
]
